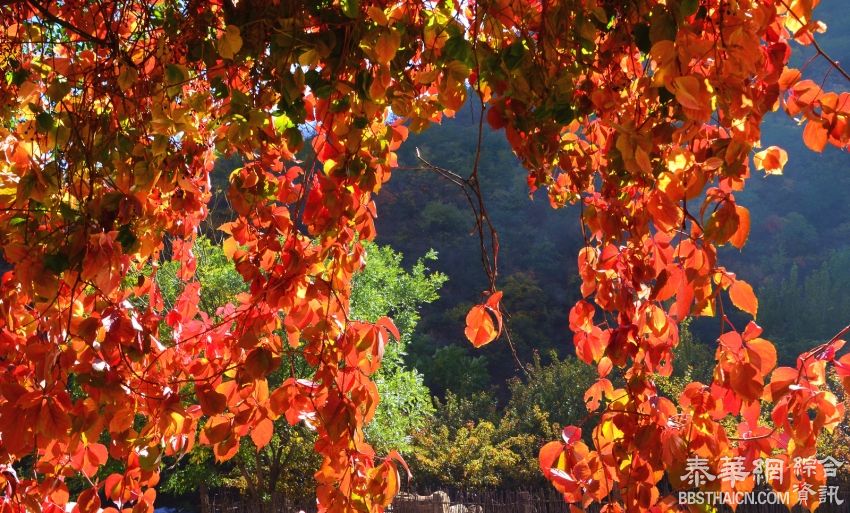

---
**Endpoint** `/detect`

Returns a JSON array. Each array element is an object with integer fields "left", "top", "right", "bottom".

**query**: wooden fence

[
  {"left": 203, "top": 485, "right": 850, "bottom": 513},
  {"left": 201, "top": 491, "right": 315, "bottom": 513}
]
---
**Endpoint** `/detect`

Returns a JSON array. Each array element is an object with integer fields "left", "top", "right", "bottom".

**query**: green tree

[
  {"left": 409, "top": 392, "right": 534, "bottom": 490},
  {"left": 504, "top": 352, "right": 597, "bottom": 438},
  {"left": 157, "top": 236, "right": 248, "bottom": 314},
  {"left": 408, "top": 355, "right": 596, "bottom": 490},
  {"left": 759, "top": 248, "right": 850, "bottom": 362},
  {"left": 417, "top": 345, "right": 491, "bottom": 397},
  {"left": 351, "top": 244, "right": 446, "bottom": 452},
  {"left": 160, "top": 240, "right": 445, "bottom": 503}
]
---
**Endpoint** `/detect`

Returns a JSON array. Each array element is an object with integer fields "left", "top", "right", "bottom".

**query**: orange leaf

[
  {"left": 377, "top": 316, "right": 401, "bottom": 341},
  {"left": 569, "top": 300, "right": 595, "bottom": 333},
  {"left": 672, "top": 76, "right": 704, "bottom": 110},
  {"left": 374, "top": 29, "right": 401, "bottom": 64},
  {"left": 485, "top": 290, "right": 504, "bottom": 310},
  {"left": 103, "top": 473, "right": 128, "bottom": 503},
  {"left": 213, "top": 437, "right": 240, "bottom": 462},
  {"left": 729, "top": 279, "right": 758, "bottom": 317},
  {"left": 729, "top": 205, "right": 751, "bottom": 249},
  {"left": 647, "top": 190, "right": 682, "bottom": 234},
  {"left": 201, "top": 415, "right": 232, "bottom": 444},
  {"left": 250, "top": 417, "right": 274, "bottom": 449},
  {"left": 37, "top": 396, "right": 71, "bottom": 439},
  {"left": 539, "top": 441, "right": 565, "bottom": 477},
  {"left": 803, "top": 119, "right": 828, "bottom": 152},
  {"left": 730, "top": 363, "right": 762, "bottom": 402},
  {"left": 49, "top": 482, "right": 69, "bottom": 505},
  {"left": 196, "top": 386, "right": 227, "bottom": 416},
  {"left": 753, "top": 146, "right": 788, "bottom": 175},
  {"left": 464, "top": 292, "right": 503, "bottom": 348},
  {"left": 76, "top": 488, "right": 101, "bottom": 513},
  {"left": 464, "top": 304, "right": 498, "bottom": 347},
  {"left": 746, "top": 338, "right": 777, "bottom": 376},
  {"left": 584, "top": 378, "right": 613, "bottom": 412},
  {"left": 671, "top": 75, "right": 712, "bottom": 120},
  {"left": 244, "top": 347, "right": 277, "bottom": 379},
  {"left": 779, "top": 68, "right": 802, "bottom": 91},
  {"left": 704, "top": 201, "right": 739, "bottom": 245},
  {"left": 385, "top": 449, "right": 413, "bottom": 480},
  {"left": 73, "top": 443, "right": 108, "bottom": 477}
]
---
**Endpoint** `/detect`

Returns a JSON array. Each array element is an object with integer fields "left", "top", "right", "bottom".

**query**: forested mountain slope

[{"left": 374, "top": 0, "right": 850, "bottom": 395}]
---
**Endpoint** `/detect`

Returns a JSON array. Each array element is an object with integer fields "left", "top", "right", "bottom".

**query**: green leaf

[
  {"left": 210, "top": 76, "right": 229, "bottom": 99},
  {"left": 503, "top": 41, "right": 526, "bottom": 70},
  {"left": 632, "top": 24, "right": 651, "bottom": 54},
  {"left": 680, "top": 0, "right": 699, "bottom": 18},
  {"left": 444, "top": 35, "right": 474, "bottom": 67},
  {"left": 117, "top": 224, "right": 138, "bottom": 251},
  {"left": 552, "top": 103, "right": 575, "bottom": 124},
  {"left": 36, "top": 112, "right": 54, "bottom": 132},
  {"left": 341, "top": 0, "right": 359, "bottom": 18},
  {"left": 165, "top": 63, "right": 189, "bottom": 85},
  {"left": 44, "top": 252, "right": 70, "bottom": 275},
  {"left": 273, "top": 113, "right": 293, "bottom": 133},
  {"left": 46, "top": 80, "right": 71, "bottom": 102}
]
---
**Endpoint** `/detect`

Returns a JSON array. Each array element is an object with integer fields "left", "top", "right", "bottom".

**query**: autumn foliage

[{"left": 1, "top": 0, "right": 850, "bottom": 513}]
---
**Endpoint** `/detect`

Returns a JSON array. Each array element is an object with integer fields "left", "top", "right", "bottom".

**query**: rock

[
  {"left": 392, "top": 491, "right": 451, "bottom": 513},
  {"left": 448, "top": 504, "right": 467, "bottom": 513}
]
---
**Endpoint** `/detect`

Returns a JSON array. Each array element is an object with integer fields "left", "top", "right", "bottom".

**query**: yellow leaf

[
  {"left": 323, "top": 158, "right": 338, "bottom": 174},
  {"left": 366, "top": 6, "right": 388, "bottom": 25},
  {"left": 117, "top": 65, "right": 138, "bottom": 92},
  {"left": 374, "top": 29, "right": 401, "bottom": 64},
  {"left": 222, "top": 237, "right": 238, "bottom": 260},
  {"left": 218, "top": 25, "right": 243, "bottom": 60},
  {"left": 298, "top": 48, "right": 320, "bottom": 67},
  {"left": 672, "top": 76, "right": 704, "bottom": 110}
]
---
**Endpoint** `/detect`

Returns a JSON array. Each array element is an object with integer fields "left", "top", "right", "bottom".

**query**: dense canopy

[{"left": 1, "top": 1, "right": 850, "bottom": 512}]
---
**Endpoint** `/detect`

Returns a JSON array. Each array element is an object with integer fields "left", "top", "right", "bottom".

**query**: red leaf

[
  {"left": 562, "top": 426, "right": 582, "bottom": 445},
  {"left": 539, "top": 441, "right": 565, "bottom": 477},
  {"left": 376, "top": 316, "right": 401, "bottom": 341},
  {"left": 729, "top": 205, "right": 751, "bottom": 249},
  {"left": 197, "top": 386, "right": 227, "bottom": 416},
  {"left": 464, "top": 306, "right": 499, "bottom": 348},
  {"left": 803, "top": 119, "right": 828, "bottom": 152},
  {"left": 250, "top": 417, "right": 274, "bottom": 449},
  {"left": 746, "top": 338, "right": 777, "bottom": 376},
  {"left": 569, "top": 300, "right": 595, "bottom": 333},
  {"left": 729, "top": 279, "right": 758, "bottom": 317}
]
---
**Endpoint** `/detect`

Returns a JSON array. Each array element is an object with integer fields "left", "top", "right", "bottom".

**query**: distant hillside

[{"left": 374, "top": 3, "right": 850, "bottom": 396}]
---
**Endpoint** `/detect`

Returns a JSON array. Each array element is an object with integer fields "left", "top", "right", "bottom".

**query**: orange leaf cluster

[{"left": 0, "top": 1, "right": 849, "bottom": 513}]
